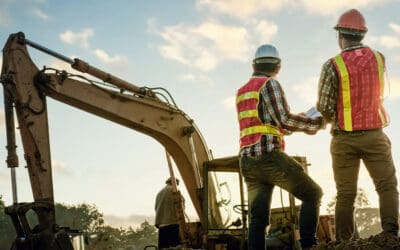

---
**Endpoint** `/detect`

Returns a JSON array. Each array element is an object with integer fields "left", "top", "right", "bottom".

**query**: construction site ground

[{"left": 313, "top": 233, "right": 400, "bottom": 250}]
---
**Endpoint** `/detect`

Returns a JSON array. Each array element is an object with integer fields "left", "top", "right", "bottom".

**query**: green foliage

[
  {"left": 355, "top": 207, "right": 381, "bottom": 238},
  {"left": 87, "top": 221, "right": 157, "bottom": 250},
  {"left": 55, "top": 203, "right": 105, "bottom": 233},
  {"left": 0, "top": 196, "right": 158, "bottom": 249},
  {"left": 325, "top": 188, "right": 382, "bottom": 238},
  {"left": 125, "top": 221, "right": 158, "bottom": 249},
  {"left": 326, "top": 188, "right": 370, "bottom": 214},
  {"left": 0, "top": 195, "right": 16, "bottom": 250}
]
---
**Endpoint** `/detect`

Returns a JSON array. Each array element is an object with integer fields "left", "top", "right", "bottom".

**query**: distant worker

[
  {"left": 236, "top": 44, "right": 325, "bottom": 250},
  {"left": 154, "top": 177, "right": 185, "bottom": 249},
  {"left": 316, "top": 9, "right": 399, "bottom": 240}
]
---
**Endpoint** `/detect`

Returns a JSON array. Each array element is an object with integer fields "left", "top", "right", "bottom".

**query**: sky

[{"left": 0, "top": 0, "right": 400, "bottom": 227}]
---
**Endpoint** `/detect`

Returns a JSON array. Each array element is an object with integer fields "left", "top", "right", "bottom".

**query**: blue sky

[{"left": 0, "top": 0, "right": 400, "bottom": 226}]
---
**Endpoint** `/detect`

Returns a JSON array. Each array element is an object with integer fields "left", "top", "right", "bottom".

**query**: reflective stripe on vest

[
  {"left": 333, "top": 55, "right": 353, "bottom": 131},
  {"left": 333, "top": 48, "right": 388, "bottom": 131},
  {"left": 240, "top": 124, "right": 282, "bottom": 138},
  {"left": 236, "top": 77, "right": 282, "bottom": 148},
  {"left": 373, "top": 51, "right": 388, "bottom": 126}
]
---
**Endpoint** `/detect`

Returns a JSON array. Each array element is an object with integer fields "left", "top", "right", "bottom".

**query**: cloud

[
  {"left": 369, "top": 22, "right": 400, "bottom": 49},
  {"left": 292, "top": 76, "right": 320, "bottom": 104},
  {"left": 180, "top": 74, "right": 195, "bottom": 81},
  {"left": 154, "top": 19, "right": 278, "bottom": 71},
  {"left": 389, "top": 23, "right": 400, "bottom": 34},
  {"left": 298, "top": 0, "right": 389, "bottom": 16},
  {"left": 387, "top": 76, "right": 400, "bottom": 100},
  {"left": 197, "top": 0, "right": 289, "bottom": 19},
  {"left": 222, "top": 95, "right": 236, "bottom": 110},
  {"left": 253, "top": 20, "right": 279, "bottom": 45},
  {"left": 157, "top": 21, "right": 250, "bottom": 71},
  {"left": 31, "top": 7, "right": 49, "bottom": 21},
  {"left": 373, "top": 35, "right": 400, "bottom": 49},
  {"left": 178, "top": 73, "right": 213, "bottom": 86},
  {"left": 59, "top": 29, "right": 94, "bottom": 48},
  {"left": 52, "top": 161, "right": 72, "bottom": 175},
  {"left": 197, "top": 0, "right": 391, "bottom": 18},
  {"left": 94, "top": 49, "right": 129, "bottom": 66}
]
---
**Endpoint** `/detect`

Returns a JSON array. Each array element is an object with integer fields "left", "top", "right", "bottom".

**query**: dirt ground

[{"left": 312, "top": 233, "right": 400, "bottom": 250}]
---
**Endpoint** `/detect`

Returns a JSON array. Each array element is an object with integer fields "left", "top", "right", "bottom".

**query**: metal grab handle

[
  {"left": 187, "top": 133, "right": 202, "bottom": 188},
  {"left": 3, "top": 87, "right": 19, "bottom": 204}
]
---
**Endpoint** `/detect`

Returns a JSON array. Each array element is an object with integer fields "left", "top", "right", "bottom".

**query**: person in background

[
  {"left": 154, "top": 177, "right": 185, "bottom": 249},
  {"left": 236, "top": 44, "right": 325, "bottom": 250},
  {"left": 316, "top": 8, "right": 399, "bottom": 241}
]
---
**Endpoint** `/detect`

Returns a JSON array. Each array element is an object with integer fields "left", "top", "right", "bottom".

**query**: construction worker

[
  {"left": 236, "top": 44, "right": 325, "bottom": 250},
  {"left": 316, "top": 9, "right": 399, "bottom": 241},
  {"left": 154, "top": 177, "right": 185, "bottom": 249}
]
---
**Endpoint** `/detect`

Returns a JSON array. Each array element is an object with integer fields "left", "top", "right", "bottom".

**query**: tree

[
  {"left": 325, "top": 188, "right": 381, "bottom": 238},
  {"left": 87, "top": 225, "right": 127, "bottom": 250},
  {"left": 126, "top": 221, "right": 158, "bottom": 250},
  {"left": 55, "top": 203, "right": 104, "bottom": 233},
  {"left": 326, "top": 188, "right": 370, "bottom": 214},
  {"left": 86, "top": 221, "right": 157, "bottom": 250},
  {"left": 0, "top": 199, "right": 158, "bottom": 249},
  {"left": 355, "top": 207, "right": 381, "bottom": 238}
]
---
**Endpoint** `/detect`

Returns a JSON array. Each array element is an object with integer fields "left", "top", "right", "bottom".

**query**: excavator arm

[{"left": 1, "top": 32, "right": 225, "bottom": 249}]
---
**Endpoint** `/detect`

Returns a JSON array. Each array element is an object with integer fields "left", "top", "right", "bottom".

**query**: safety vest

[
  {"left": 331, "top": 47, "right": 388, "bottom": 131},
  {"left": 236, "top": 77, "right": 282, "bottom": 149}
]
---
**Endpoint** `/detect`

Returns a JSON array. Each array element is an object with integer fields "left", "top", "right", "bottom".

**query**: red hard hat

[{"left": 335, "top": 9, "right": 367, "bottom": 32}]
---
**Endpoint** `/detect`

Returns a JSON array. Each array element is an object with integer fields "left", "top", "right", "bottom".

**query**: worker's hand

[
  {"left": 304, "top": 129, "right": 318, "bottom": 135},
  {"left": 316, "top": 116, "right": 327, "bottom": 130},
  {"left": 305, "top": 117, "right": 325, "bottom": 135},
  {"left": 298, "top": 112, "right": 307, "bottom": 117}
]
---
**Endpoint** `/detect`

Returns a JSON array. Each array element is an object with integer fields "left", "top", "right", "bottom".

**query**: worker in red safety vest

[
  {"left": 317, "top": 9, "right": 399, "bottom": 241},
  {"left": 236, "top": 44, "right": 325, "bottom": 250}
]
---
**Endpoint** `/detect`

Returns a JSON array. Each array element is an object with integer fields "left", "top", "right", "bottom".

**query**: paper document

[{"left": 305, "top": 107, "right": 322, "bottom": 118}]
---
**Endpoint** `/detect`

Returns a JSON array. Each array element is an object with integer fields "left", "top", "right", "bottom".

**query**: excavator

[
  {"left": 1, "top": 32, "right": 333, "bottom": 250},
  {"left": 0, "top": 31, "right": 250, "bottom": 250}
]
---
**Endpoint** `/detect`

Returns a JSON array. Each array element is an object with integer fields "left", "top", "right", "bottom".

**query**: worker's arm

[
  {"left": 261, "top": 79, "right": 324, "bottom": 134},
  {"left": 316, "top": 60, "right": 338, "bottom": 124}
]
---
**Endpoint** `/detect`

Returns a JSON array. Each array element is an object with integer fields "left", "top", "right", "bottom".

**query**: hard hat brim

[{"left": 253, "top": 57, "right": 280, "bottom": 64}]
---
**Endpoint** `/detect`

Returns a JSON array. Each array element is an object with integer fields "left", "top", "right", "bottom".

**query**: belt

[{"left": 332, "top": 128, "right": 382, "bottom": 136}]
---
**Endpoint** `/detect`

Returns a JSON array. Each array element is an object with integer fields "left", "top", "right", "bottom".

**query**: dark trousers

[
  {"left": 158, "top": 224, "right": 180, "bottom": 249},
  {"left": 240, "top": 151, "right": 323, "bottom": 250},
  {"left": 331, "top": 129, "right": 399, "bottom": 240}
]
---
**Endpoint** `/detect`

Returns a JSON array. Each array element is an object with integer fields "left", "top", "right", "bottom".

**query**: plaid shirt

[
  {"left": 239, "top": 73, "right": 323, "bottom": 157},
  {"left": 316, "top": 45, "right": 369, "bottom": 132}
]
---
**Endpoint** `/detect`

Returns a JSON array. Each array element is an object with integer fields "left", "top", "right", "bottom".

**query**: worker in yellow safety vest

[
  {"left": 236, "top": 44, "right": 325, "bottom": 250},
  {"left": 316, "top": 8, "right": 399, "bottom": 241}
]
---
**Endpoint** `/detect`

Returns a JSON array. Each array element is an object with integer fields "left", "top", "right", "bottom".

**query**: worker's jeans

[
  {"left": 331, "top": 129, "right": 399, "bottom": 240},
  {"left": 158, "top": 224, "right": 180, "bottom": 248},
  {"left": 240, "top": 151, "right": 323, "bottom": 250}
]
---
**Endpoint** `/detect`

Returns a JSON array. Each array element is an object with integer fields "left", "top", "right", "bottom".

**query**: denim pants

[
  {"left": 240, "top": 151, "right": 323, "bottom": 250},
  {"left": 331, "top": 129, "right": 399, "bottom": 240},
  {"left": 158, "top": 224, "right": 180, "bottom": 248}
]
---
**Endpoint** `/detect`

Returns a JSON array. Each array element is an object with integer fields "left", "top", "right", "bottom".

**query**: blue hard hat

[{"left": 253, "top": 44, "right": 280, "bottom": 64}]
